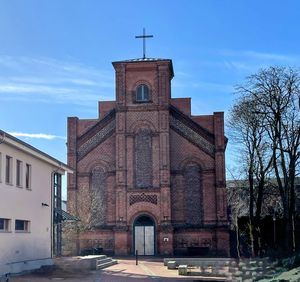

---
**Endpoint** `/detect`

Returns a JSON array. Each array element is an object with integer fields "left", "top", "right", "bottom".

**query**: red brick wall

[
  {"left": 66, "top": 59, "right": 229, "bottom": 257},
  {"left": 192, "top": 115, "right": 214, "bottom": 132},
  {"left": 170, "top": 98, "right": 191, "bottom": 116},
  {"left": 98, "top": 101, "right": 116, "bottom": 119}
]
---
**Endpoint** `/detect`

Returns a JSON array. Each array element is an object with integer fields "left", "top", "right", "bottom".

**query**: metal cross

[{"left": 135, "top": 28, "right": 153, "bottom": 59}]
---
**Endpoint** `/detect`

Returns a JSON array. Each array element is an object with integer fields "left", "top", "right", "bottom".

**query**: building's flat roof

[{"left": 112, "top": 57, "right": 174, "bottom": 78}]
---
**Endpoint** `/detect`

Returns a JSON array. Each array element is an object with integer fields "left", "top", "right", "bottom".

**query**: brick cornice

[
  {"left": 77, "top": 111, "right": 116, "bottom": 161},
  {"left": 170, "top": 106, "right": 215, "bottom": 157},
  {"left": 77, "top": 109, "right": 116, "bottom": 145}
]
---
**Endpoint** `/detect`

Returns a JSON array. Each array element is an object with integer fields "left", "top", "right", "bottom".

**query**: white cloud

[
  {"left": 218, "top": 49, "right": 300, "bottom": 72},
  {"left": 9, "top": 132, "right": 66, "bottom": 140},
  {"left": 219, "top": 49, "right": 298, "bottom": 62},
  {"left": 0, "top": 55, "right": 115, "bottom": 105}
]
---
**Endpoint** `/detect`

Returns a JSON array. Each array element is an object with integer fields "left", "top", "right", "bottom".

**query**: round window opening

[{"left": 136, "top": 84, "right": 150, "bottom": 102}]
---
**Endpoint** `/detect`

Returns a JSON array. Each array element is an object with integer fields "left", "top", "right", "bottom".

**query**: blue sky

[{"left": 1, "top": 1, "right": 300, "bottom": 196}]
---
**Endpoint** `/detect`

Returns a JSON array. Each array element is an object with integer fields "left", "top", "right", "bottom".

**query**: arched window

[
  {"left": 91, "top": 167, "right": 106, "bottom": 226},
  {"left": 136, "top": 84, "right": 150, "bottom": 102},
  {"left": 184, "top": 164, "right": 202, "bottom": 225},
  {"left": 135, "top": 129, "right": 152, "bottom": 188}
]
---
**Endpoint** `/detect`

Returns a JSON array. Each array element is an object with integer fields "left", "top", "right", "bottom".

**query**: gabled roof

[{"left": 0, "top": 129, "right": 72, "bottom": 174}]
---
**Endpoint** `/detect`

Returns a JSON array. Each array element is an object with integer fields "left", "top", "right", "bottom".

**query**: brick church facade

[{"left": 67, "top": 58, "right": 229, "bottom": 256}]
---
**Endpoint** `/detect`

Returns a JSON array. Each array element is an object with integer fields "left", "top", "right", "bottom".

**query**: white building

[{"left": 0, "top": 130, "right": 72, "bottom": 275}]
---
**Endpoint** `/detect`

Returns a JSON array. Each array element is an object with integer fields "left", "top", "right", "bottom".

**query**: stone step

[
  {"left": 96, "top": 257, "right": 113, "bottom": 265},
  {"left": 96, "top": 259, "right": 118, "bottom": 270},
  {"left": 91, "top": 255, "right": 107, "bottom": 260},
  {"left": 164, "top": 258, "right": 235, "bottom": 267}
]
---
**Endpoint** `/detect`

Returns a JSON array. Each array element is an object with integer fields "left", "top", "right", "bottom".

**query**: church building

[{"left": 67, "top": 56, "right": 229, "bottom": 256}]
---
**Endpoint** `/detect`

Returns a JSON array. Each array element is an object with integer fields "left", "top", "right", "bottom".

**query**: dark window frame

[
  {"left": 25, "top": 163, "right": 31, "bottom": 189},
  {"left": 135, "top": 84, "right": 150, "bottom": 103},
  {"left": 5, "top": 155, "right": 12, "bottom": 184},
  {"left": 0, "top": 218, "right": 10, "bottom": 232},
  {"left": 16, "top": 159, "right": 22, "bottom": 187},
  {"left": 15, "top": 219, "right": 30, "bottom": 232}
]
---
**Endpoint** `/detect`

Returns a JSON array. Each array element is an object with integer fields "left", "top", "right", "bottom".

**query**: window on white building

[
  {"left": 5, "top": 155, "right": 12, "bottom": 184},
  {"left": 0, "top": 218, "right": 10, "bottom": 232},
  {"left": 0, "top": 152, "right": 2, "bottom": 183},
  {"left": 25, "top": 164, "right": 31, "bottom": 189},
  {"left": 15, "top": 219, "right": 30, "bottom": 232},
  {"left": 16, "top": 160, "right": 23, "bottom": 187}
]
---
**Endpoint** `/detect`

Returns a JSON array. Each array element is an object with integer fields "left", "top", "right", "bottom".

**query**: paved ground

[{"left": 9, "top": 258, "right": 217, "bottom": 282}]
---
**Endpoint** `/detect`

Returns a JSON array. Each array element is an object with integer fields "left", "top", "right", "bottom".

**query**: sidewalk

[{"left": 9, "top": 257, "right": 201, "bottom": 282}]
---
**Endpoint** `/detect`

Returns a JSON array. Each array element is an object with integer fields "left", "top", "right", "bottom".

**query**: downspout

[
  {"left": 51, "top": 163, "right": 63, "bottom": 258},
  {"left": 50, "top": 171, "right": 54, "bottom": 259}
]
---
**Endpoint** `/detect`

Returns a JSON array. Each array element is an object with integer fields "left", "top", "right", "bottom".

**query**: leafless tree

[
  {"left": 229, "top": 97, "right": 273, "bottom": 256},
  {"left": 232, "top": 66, "right": 300, "bottom": 254}
]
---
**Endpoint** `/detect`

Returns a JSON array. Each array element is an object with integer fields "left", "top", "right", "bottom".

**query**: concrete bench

[
  {"left": 178, "top": 265, "right": 188, "bottom": 276},
  {"left": 167, "top": 261, "right": 177, "bottom": 270}
]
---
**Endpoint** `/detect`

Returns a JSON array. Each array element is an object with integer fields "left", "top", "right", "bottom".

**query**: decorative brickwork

[
  {"left": 184, "top": 164, "right": 202, "bottom": 225},
  {"left": 66, "top": 58, "right": 229, "bottom": 256},
  {"left": 135, "top": 129, "right": 152, "bottom": 188},
  {"left": 170, "top": 112, "right": 215, "bottom": 157},
  {"left": 78, "top": 119, "right": 115, "bottom": 160},
  {"left": 91, "top": 167, "right": 106, "bottom": 227},
  {"left": 129, "top": 193, "right": 158, "bottom": 205}
]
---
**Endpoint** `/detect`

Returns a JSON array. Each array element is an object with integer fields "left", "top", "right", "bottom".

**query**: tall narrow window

[
  {"left": 5, "top": 156, "right": 12, "bottom": 184},
  {"left": 136, "top": 84, "right": 150, "bottom": 102},
  {"left": 0, "top": 152, "right": 2, "bottom": 183},
  {"left": 91, "top": 167, "right": 106, "bottom": 226},
  {"left": 184, "top": 164, "right": 202, "bottom": 225},
  {"left": 53, "top": 172, "right": 62, "bottom": 256},
  {"left": 135, "top": 129, "right": 152, "bottom": 188},
  {"left": 16, "top": 160, "right": 23, "bottom": 187},
  {"left": 25, "top": 164, "right": 31, "bottom": 189}
]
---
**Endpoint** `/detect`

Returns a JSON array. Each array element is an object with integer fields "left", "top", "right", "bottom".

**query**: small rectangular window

[
  {"left": 5, "top": 156, "right": 12, "bottom": 184},
  {"left": 0, "top": 218, "right": 11, "bottom": 232},
  {"left": 16, "top": 160, "right": 23, "bottom": 187},
  {"left": 25, "top": 164, "right": 31, "bottom": 189},
  {"left": 15, "top": 219, "right": 30, "bottom": 232}
]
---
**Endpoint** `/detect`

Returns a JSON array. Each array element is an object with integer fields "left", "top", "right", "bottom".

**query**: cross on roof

[{"left": 135, "top": 28, "right": 153, "bottom": 59}]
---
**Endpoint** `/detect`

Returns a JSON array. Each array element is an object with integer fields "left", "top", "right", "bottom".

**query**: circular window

[{"left": 136, "top": 84, "right": 150, "bottom": 102}]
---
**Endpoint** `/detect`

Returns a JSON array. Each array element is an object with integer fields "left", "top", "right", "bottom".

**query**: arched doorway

[{"left": 133, "top": 215, "right": 155, "bottom": 255}]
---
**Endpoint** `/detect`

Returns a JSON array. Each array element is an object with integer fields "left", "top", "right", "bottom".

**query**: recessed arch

[
  {"left": 178, "top": 156, "right": 204, "bottom": 172},
  {"left": 129, "top": 119, "right": 156, "bottom": 134},
  {"left": 136, "top": 84, "right": 150, "bottom": 102},
  {"left": 133, "top": 214, "right": 156, "bottom": 255},
  {"left": 82, "top": 158, "right": 113, "bottom": 173}
]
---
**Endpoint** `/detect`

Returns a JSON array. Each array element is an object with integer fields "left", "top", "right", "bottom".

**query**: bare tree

[
  {"left": 229, "top": 97, "right": 273, "bottom": 256},
  {"left": 234, "top": 66, "right": 300, "bottom": 254}
]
